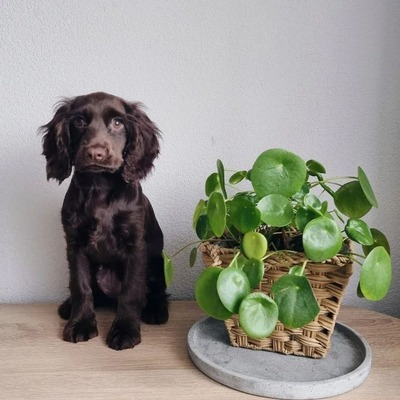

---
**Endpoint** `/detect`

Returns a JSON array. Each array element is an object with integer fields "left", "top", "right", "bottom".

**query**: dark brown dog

[{"left": 41, "top": 92, "right": 168, "bottom": 350}]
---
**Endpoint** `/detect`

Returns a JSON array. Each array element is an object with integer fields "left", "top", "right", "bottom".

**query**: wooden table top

[{"left": 0, "top": 301, "right": 399, "bottom": 399}]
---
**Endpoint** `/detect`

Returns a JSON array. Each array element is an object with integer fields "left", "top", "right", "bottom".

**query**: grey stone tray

[{"left": 187, "top": 317, "right": 371, "bottom": 399}]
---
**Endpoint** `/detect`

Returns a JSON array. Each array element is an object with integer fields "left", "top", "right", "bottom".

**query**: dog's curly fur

[{"left": 41, "top": 92, "right": 168, "bottom": 350}]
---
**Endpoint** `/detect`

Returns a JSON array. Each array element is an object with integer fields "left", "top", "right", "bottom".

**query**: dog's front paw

[
  {"left": 107, "top": 320, "right": 141, "bottom": 350},
  {"left": 58, "top": 298, "right": 72, "bottom": 320},
  {"left": 141, "top": 299, "right": 169, "bottom": 325},
  {"left": 63, "top": 318, "right": 98, "bottom": 343}
]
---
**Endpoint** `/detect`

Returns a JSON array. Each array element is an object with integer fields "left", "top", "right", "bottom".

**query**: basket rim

[{"left": 199, "top": 240, "right": 353, "bottom": 267}]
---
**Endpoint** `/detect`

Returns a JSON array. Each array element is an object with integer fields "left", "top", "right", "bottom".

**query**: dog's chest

[
  {"left": 83, "top": 202, "right": 132, "bottom": 261},
  {"left": 62, "top": 181, "right": 140, "bottom": 261},
  {"left": 89, "top": 207, "right": 115, "bottom": 249}
]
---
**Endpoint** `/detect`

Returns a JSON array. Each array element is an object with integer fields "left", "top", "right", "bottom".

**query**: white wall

[{"left": 1, "top": 1, "right": 399, "bottom": 317}]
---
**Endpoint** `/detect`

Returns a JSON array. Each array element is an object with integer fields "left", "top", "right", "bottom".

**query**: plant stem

[
  {"left": 300, "top": 259, "right": 308, "bottom": 276},
  {"left": 315, "top": 174, "right": 336, "bottom": 197},
  {"left": 350, "top": 257, "right": 363, "bottom": 267},
  {"left": 228, "top": 251, "right": 241, "bottom": 268},
  {"left": 170, "top": 241, "right": 202, "bottom": 258},
  {"left": 310, "top": 174, "right": 358, "bottom": 198},
  {"left": 344, "top": 251, "right": 366, "bottom": 260},
  {"left": 311, "top": 176, "right": 357, "bottom": 185},
  {"left": 224, "top": 226, "right": 240, "bottom": 242},
  {"left": 170, "top": 238, "right": 238, "bottom": 258},
  {"left": 332, "top": 209, "right": 345, "bottom": 224}
]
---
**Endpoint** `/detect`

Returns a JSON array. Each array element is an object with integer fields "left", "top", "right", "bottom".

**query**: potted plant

[{"left": 164, "top": 148, "right": 392, "bottom": 358}]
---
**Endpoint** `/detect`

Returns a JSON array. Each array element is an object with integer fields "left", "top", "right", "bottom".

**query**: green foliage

[
  {"left": 334, "top": 181, "right": 372, "bottom": 218},
  {"left": 345, "top": 219, "right": 374, "bottom": 246},
  {"left": 217, "top": 267, "right": 251, "bottom": 313},
  {"left": 360, "top": 246, "right": 392, "bottom": 301},
  {"left": 195, "top": 267, "right": 232, "bottom": 320},
  {"left": 207, "top": 192, "right": 226, "bottom": 237},
  {"left": 205, "top": 173, "right": 221, "bottom": 196},
  {"left": 306, "top": 159, "right": 326, "bottom": 174},
  {"left": 271, "top": 274, "right": 320, "bottom": 328},
  {"left": 242, "top": 232, "right": 268, "bottom": 259},
  {"left": 358, "top": 166, "right": 378, "bottom": 208},
  {"left": 229, "top": 170, "right": 247, "bottom": 184},
  {"left": 164, "top": 147, "right": 393, "bottom": 341},
  {"left": 252, "top": 148, "right": 307, "bottom": 198},
  {"left": 193, "top": 200, "right": 206, "bottom": 229},
  {"left": 229, "top": 197, "right": 261, "bottom": 233},
  {"left": 242, "top": 258, "right": 265, "bottom": 289},
  {"left": 303, "top": 217, "right": 343, "bottom": 262},
  {"left": 362, "top": 228, "right": 391, "bottom": 256},
  {"left": 257, "top": 194, "right": 294, "bottom": 227},
  {"left": 239, "top": 293, "right": 278, "bottom": 339},
  {"left": 162, "top": 251, "right": 174, "bottom": 288}
]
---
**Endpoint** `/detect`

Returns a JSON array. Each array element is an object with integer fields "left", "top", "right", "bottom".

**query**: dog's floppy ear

[
  {"left": 40, "top": 100, "right": 73, "bottom": 184},
  {"left": 122, "top": 103, "right": 160, "bottom": 183}
]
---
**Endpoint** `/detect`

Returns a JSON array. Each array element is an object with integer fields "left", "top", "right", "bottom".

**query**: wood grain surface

[{"left": 0, "top": 301, "right": 399, "bottom": 399}]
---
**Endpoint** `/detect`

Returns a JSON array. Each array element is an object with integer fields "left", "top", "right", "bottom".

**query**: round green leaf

[
  {"left": 205, "top": 173, "right": 221, "bottom": 196},
  {"left": 243, "top": 258, "right": 265, "bottom": 289},
  {"left": 257, "top": 194, "right": 294, "bottom": 227},
  {"left": 239, "top": 293, "right": 278, "bottom": 339},
  {"left": 242, "top": 232, "right": 268, "bottom": 259},
  {"left": 288, "top": 265, "right": 305, "bottom": 276},
  {"left": 362, "top": 228, "right": 391, "bottom": 256},
  {"left": 360, "top": 246, "right": 391, "bottom": 301},
  {"left": 229, "top": 170, "right": 247, "bottom": 185},
  {"left": 195, "top": 267, "right": 232, "bottom": 320},
  {"left": 345, "top": 218, "right": 374, "bottom": 245},
  {"left": 229, "top": 253, "right": 248, "bottom": 269},
  {"left": 292, "top": 183, "right": 310, "bottom": 202},
  {"left": 295, "top": 206, "right": 320, "bottom": 232},
  {"left": 306, "top": 159, "right": 326, "bottom": 175},
  {"left": 207, "top": 191, "right": 226, "bottom": 237},
  {"left": 251, "top": 148, "right": 307, "bottom": 198},
  {"left": 246, "top": 169, "right": 252, "bottom": 181},
  {"left": 303, "top": 217, "right": 343, "bottom": 262},
  {"left": 271, "top": 275, "right": 320, "bottom": 328},
  {"left": 358, "top": 166, "right": 378, "bottom": 208},
  {"left": 320, "top": 201, "right": 329, "bottom": 215},
  {"left": 193, "top": 199, "right": 206, "bottom": 229},
  {"left": 303, "top": 193, "right": 322, "bottom": 211},
  {"left": 233, "top": 191, "right": 258, "bottom": 205},
  {"left": 162, "top": 251, "right": 174, "bottom": 288},
  {"left": 217, "top": 159, "right": 228, "bottom": 199},
  {"left": 195, "top": 214, "right": 213, "bottom": 240},
  {"left": 334, "top": 181, "right": 372, "bottom": 218},
  {"left": 229, "top": 196, "right": 261, "bottom": 233},
  {"left": 189, "top": 247, "right": 198, "bottom": 267},
  {"left": 357, "top": 282, "right": 365, "bottom": 299},
  {"left": 217, "top": 267, "right": 251, "bottom": 313}
]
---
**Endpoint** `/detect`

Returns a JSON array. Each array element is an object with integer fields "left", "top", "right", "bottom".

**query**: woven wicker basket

[{"left": 200, "top": 241, "right": 353, "bottom": 358}]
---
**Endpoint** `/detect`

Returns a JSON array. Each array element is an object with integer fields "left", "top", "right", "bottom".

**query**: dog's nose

[{"left": 87, "top": 146, "right": 107, "bottom": 162}]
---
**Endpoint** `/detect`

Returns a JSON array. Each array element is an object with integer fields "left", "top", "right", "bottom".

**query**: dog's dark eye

[
  {"left": 73, "top": 116, "right": 86, "bottom": 128},
  {"left": 111, "top": 118, "right": 124, "bottom": 129}
]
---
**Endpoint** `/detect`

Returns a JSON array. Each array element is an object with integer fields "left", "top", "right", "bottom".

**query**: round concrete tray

[{"left": 188, "top": 317, "right": 371, "bottom": 399}]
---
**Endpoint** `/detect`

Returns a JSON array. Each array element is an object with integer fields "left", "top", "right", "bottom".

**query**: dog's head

[{"left": 41, "top": 92, "right": 160, "bottom": 183}]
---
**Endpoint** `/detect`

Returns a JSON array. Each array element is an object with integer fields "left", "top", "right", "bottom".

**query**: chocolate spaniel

[{"left": 41, "top": 92, "right": 169, "bottom": 350}]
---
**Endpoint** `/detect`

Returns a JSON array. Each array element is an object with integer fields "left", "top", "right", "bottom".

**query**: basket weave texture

[{"left": 200, "top": 241, "right": 353, "bottom": 359}]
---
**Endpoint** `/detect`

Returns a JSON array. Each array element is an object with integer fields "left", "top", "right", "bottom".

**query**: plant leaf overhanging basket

[{"left": 200, "top": 242, "right": 353, "bottom": 359}]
